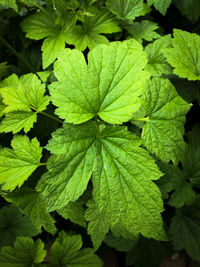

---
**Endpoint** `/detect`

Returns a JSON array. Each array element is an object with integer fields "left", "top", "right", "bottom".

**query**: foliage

[{"left": 0, "top": 0, "right": 200, "bottom": 266}]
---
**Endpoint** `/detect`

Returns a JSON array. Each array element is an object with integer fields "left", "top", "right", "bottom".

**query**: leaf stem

[
  {"left": 0, "top": 35, "right": 37, "bottom": 75},
  {"left": 38, "top": 111, "right": 63, "bottom": 124},
  {"left": 132, "top": 117, "right": 149, "bottom": 122}
]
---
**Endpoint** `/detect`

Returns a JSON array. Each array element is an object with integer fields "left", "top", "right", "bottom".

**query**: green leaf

[
  {"left": 65, "top": 7, "right": 121, "bottom": 51},
  {"left": 145, "top": 35, "right": 172, "bottom": 77},
  {"left": 104, "top": 233, "right": 136, "bottom": 252},
  {"left": 0, "top": 135, "right": 42, "bottom": 191},
  {"left": 174, "top": 0, "right": 200, "bottom": 23},
  {"left": 86, "top": 125, "right": 165, "bottom": 249},
  {"left": 170, "top": 197, "right": 200, "bottom": 262},
  {"left": 57, "top": 201, "right": 86, "bottom": 228},
  {"left": 0, "top": 111, "right": 37, "bottom": 134},
  {"left": 163, "top": 29, "right": 200, "bottom": 81},
  {"left": 0, "top": 0, "right": 18, "bottom": 11},
  {"left": 159, "top": 164, "right": 196, "bottom": 207},
  {"left": 126, "top": 20, "right": 160, "bottom": 43},
  {"left": 41, "top": 32, "right": 66, "bottom": 69},
  {"left": 49, "top": 231, "right": 103, "bottom": 267},
  {"left": 147, "top": 0, "right": 172, "bottom": 15},
  {"left": 0, "top": 205, "right": 40, "bottom": 248},
  {"left": 106, "top": 0, "right": 144, "bottom": 20},
  {"left": 4, "top": 187, "right": 57, "bottom": 234},
  {"left": 0, "top": 237, "right": 46, "bottom": 266},
  {"left": 132, "top": 78, "right": 191, "bottom": 164},
  {"left": 37, "top": 122, "right": 97, "bottom": 211},
  {"left": 126, "top": 236, "right": 171, "bottom": 267},
  {"left": 50, "top": 39, "right": 149, "bottom": 124},
  {"left": 20, "top": 10, "right": 68, "bottom": 68},
  {"left": 0, "top": 73, "right": 49, "bottom": 133},
  {"left": 85, "top": 199, "right": 111, "bottom": 249},
  {"left": 20, "top": 10, "right": 58, "bottom": 41}
]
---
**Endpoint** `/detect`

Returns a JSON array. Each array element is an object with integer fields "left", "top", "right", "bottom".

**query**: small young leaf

[
  {"left": 0, "top": 237, "right": 46, "bottom": 266},
  {"left": 49, "top": 231, "right": 103, "bottom": 267},
  {"left": 145, "top": 35, "right": 172, "bottom": 77},
  {"left": 0, "top": 135, "right": 42, "bottom": 191},
  {"left": 0, "top": 73, "right": 49, "bottom": 133},
  {"left": 163, "top": 29, "right": 200, "bottom": 81},
  {"left": 147, "top": 0, "right": 172, "bottom": 15},
  {"left": 65, "top": 6, "right": 121, "bottom": 51},
  {"left": 126, "top": 20, "right": 160, "bottom": 43}
]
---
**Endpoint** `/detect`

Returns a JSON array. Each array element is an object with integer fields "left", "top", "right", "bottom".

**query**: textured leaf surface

[
  {"left": 50, "top": 39, "right": 149, "bottom": 124},
  {"left": 147, "top": 0, "right": 172, "bottom": 15},
  {"left": 145, "top": 35, "right": 172, "bottom": 76},
  {"left": 66, "top": 7, "right": 121, "bottom": 51},
  {"left": 132, "top": 78, "right": 191, "bottom": 163},
  {"left": 0, "top": 74, "right": 49, "bottom": 133},
  {"left": 126, "top": 20, "right": 160, "bottom": 43},
  {"left": 21, "top": 11, "right": 69, "bottom": 68},
  {"left": 106, "top": 0, "right": 144, "bottom": 20},
  {"left": 20, "top": 11, "right": 58, "bottom": 40},
  {"left": 170, "top": 198, "right": 200, "bottom": 262},
  {"left": 163, "top": 30, "right": 200, "bottom": 81},
  {"left": 0, "top": 237, "right": 46, "bottom": 266},
  {"left": 49, "top": 231, "right": 103, "bottom": 267},
  {"left": 0, "top": 206, "right": 39, "bottom": 248},
  {"left": 86, "top": 125, "right": 165, "bottom": 249},
  {"left": 0, "top": 135, "right": 42, "bottom": 191},
  {"left": 37, "top": 122, "right": 97, "bottom": 211},
  {"left": 5, "top": 187, "right": 57, "bottom": 234}
]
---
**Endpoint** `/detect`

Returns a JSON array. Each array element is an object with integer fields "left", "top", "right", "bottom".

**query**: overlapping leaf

[
  {"left": 147, "top": 0, "right": 172, "bottom": 15},
  {"left": 126, "top": 20, "right": 160, "bottom": 43},
  {"left": 145, "top": 35, "right": 172, "bottom": 76},
  {"left": 65, "top": 7, "right": 121, "bottom": 51},
  {"left": 50, "top": 39, "right": 149, "bottom": 124},
  {"left": 20, "top": 10, "right": 67, "bottom": 68},
  {"left": 0, "top": 135, "right": 42, "bottom": 191},
  {"left": 106, "top": 0, "right": 144, "bottom": 20},
  {"left": 132, "top": 78, "right": 191, "bottom": 163},
  {"left": 163, "top": 29, "right": 200, "bottom": 81}
]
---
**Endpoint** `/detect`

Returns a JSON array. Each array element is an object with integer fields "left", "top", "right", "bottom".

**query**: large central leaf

[
  {"left": 38, "top": 122, "right": 165, "bottom": 248},
  {"left": 49, "top": 39, "right": 149, "bottom": 124}
]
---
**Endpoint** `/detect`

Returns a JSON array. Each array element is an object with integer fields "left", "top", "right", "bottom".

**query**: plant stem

[
  {"left": 132, "top": 117, "right": 149, "bottom": 122},
  {"left": 0, "top": 35, "right": 37, "bottom": 75},
  {"left": 38, "top": 110, "right": 63, "bottom": 124}
]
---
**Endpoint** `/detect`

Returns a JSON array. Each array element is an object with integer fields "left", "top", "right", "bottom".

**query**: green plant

[{"left": 0, "top": 0, "right": 200, "bottom": 266}]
